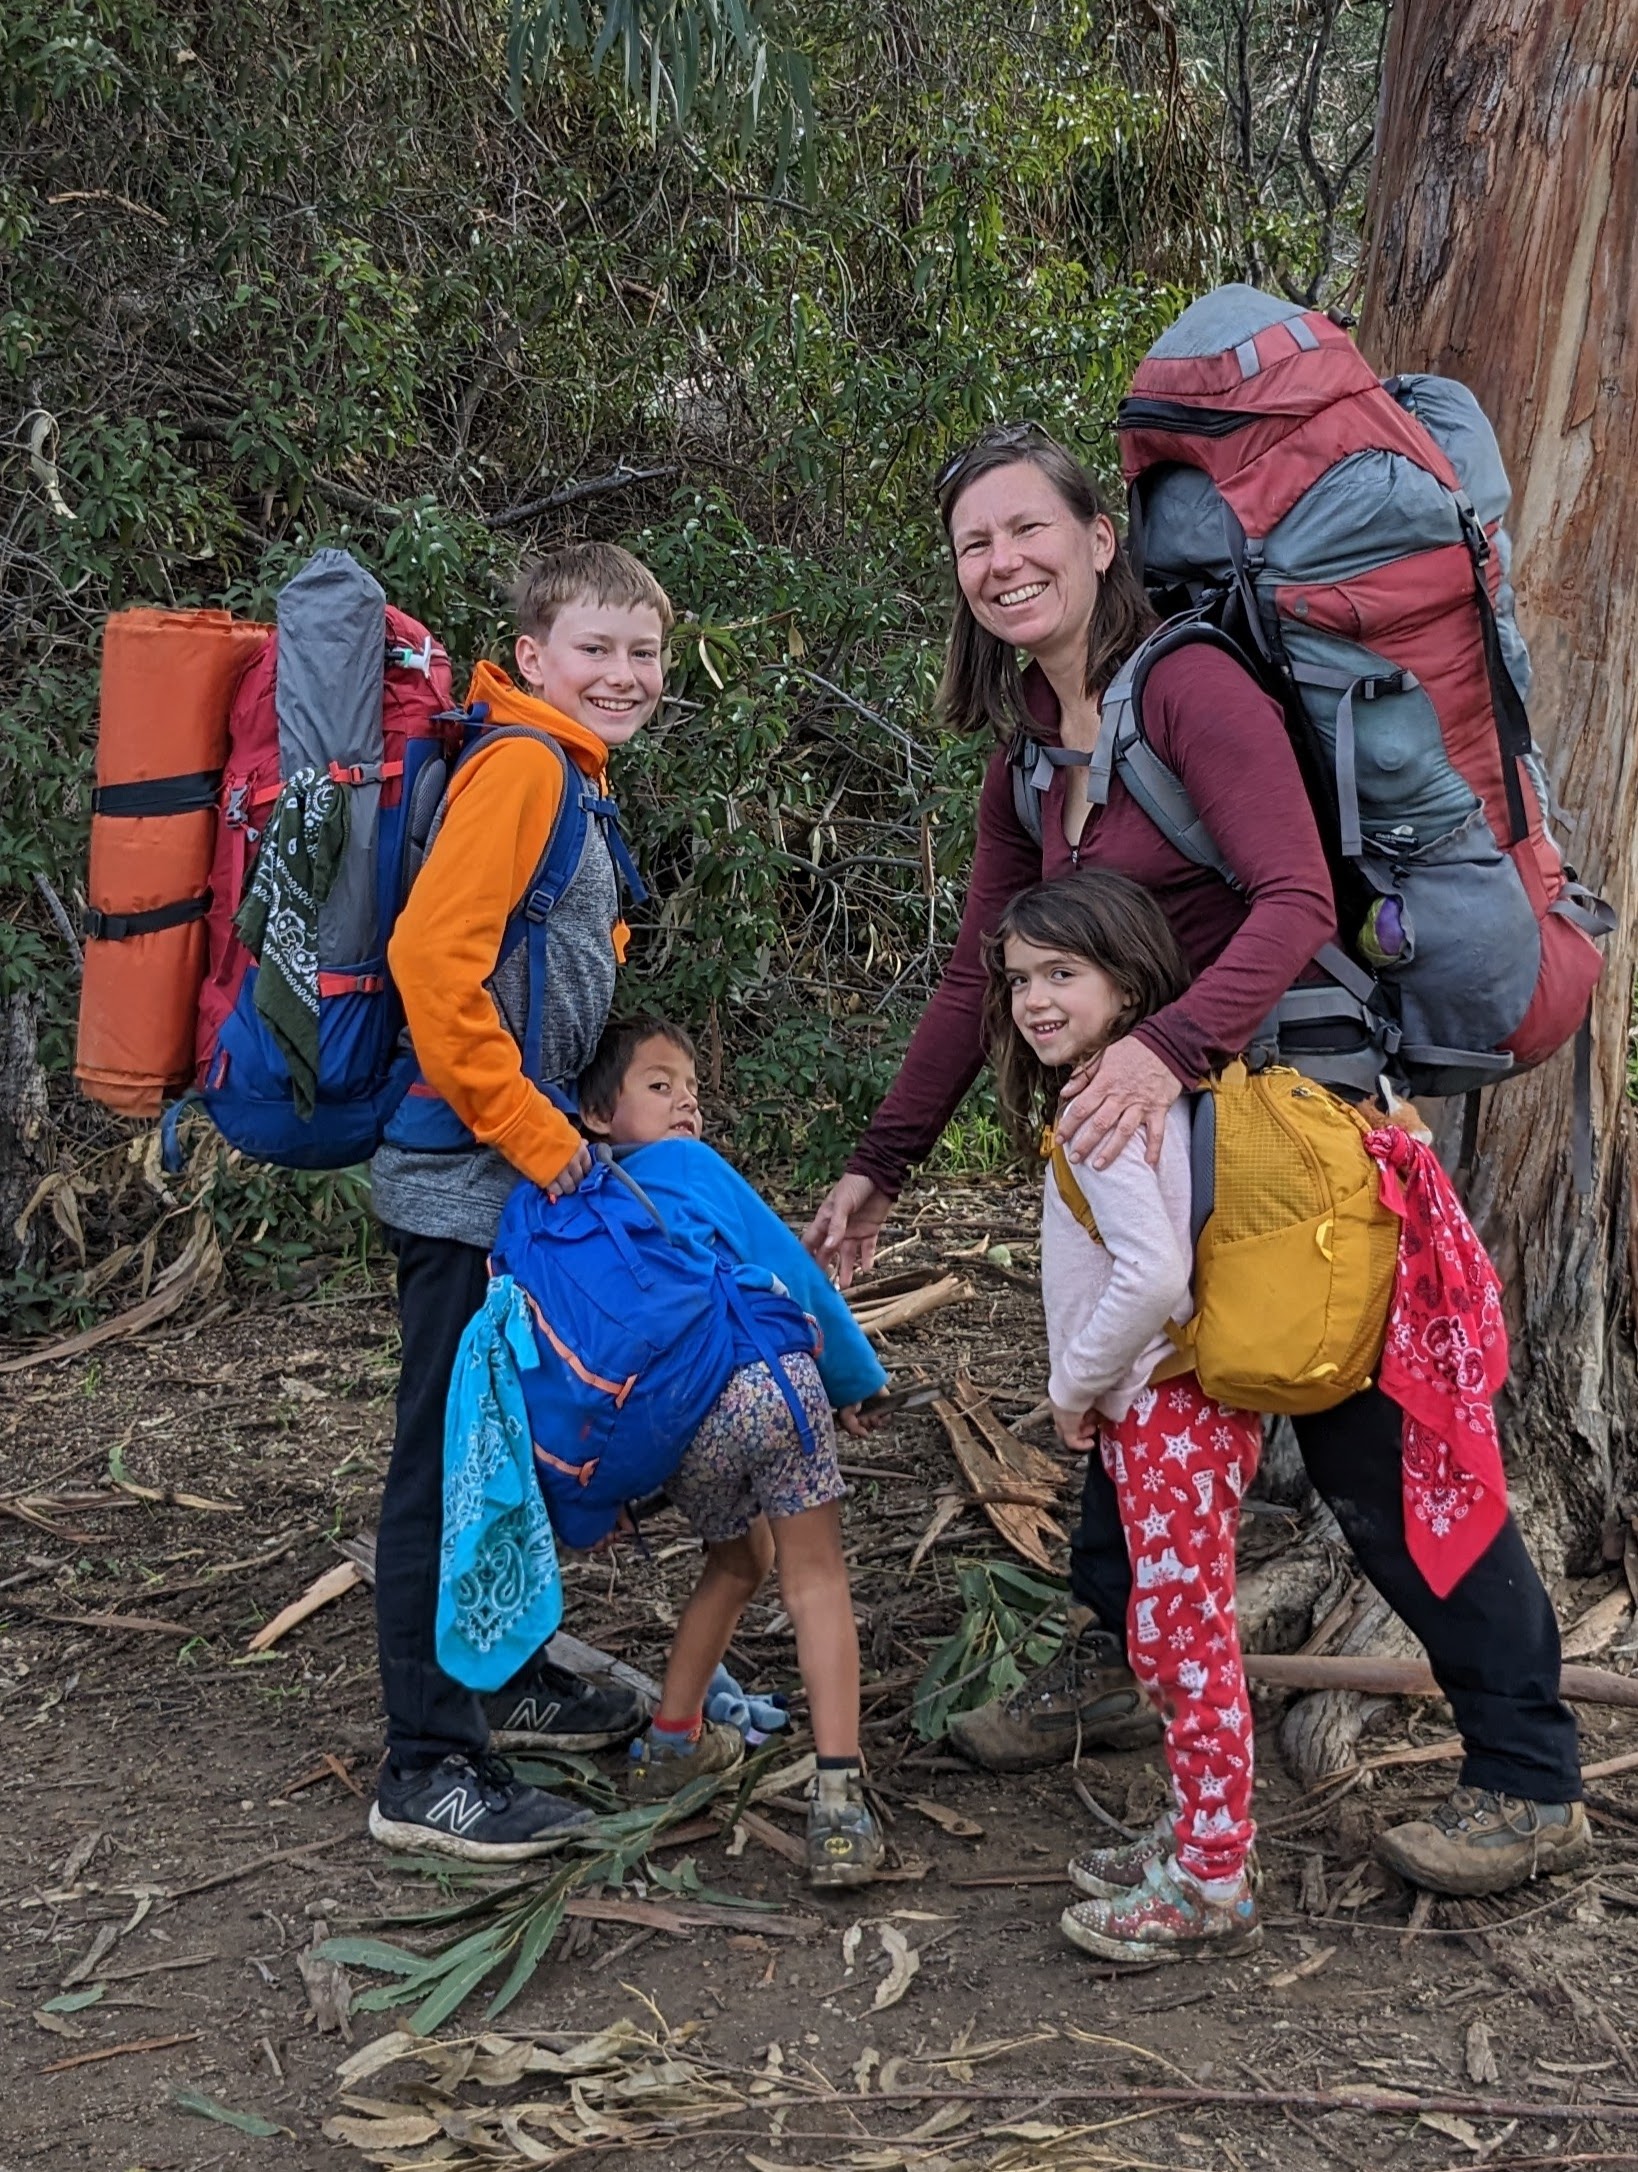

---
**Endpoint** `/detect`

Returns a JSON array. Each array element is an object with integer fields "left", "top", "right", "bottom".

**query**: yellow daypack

[{"left": 1050, "top": 1060, "right": 1399, "bottom": 1416}]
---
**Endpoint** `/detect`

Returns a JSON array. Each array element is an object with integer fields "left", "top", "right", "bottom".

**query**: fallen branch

[
  {"left": 166, "top": 1834, "right": 350, "bottom": 1902},
  {"left": 41, "top": 2031, "right": 201, "bottom": 2075},
  {"left": 848, "top": 1273, "right": 973, "bottom": 1340},
  {"left": 5, "top": 1604, "right": 195, "bottom": 1637},
  {"left": 926, "top": 1373, "right": 1066, "bottom": 1575},
  {"left": 563, "top": 1893, "right": 818, "bottom": 1938},
  {"left": 547, "top": 1627, "right": 664, "bottom": 1705},
  {"left": 1245, "top": 1652, "right": 1638, "bottom": 1709},
  {"left": 247, "top": 1560, "right": 364, "bottom": 1653}
]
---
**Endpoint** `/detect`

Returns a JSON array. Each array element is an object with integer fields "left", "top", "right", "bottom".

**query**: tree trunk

[{"left": 1359, "top": 1, "right": 1638, "bottom": 1570}]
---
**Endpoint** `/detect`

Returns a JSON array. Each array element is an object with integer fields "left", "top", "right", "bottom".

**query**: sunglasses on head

[{"left": 933, "top": 420, "right": 1051, "bottom": 500}]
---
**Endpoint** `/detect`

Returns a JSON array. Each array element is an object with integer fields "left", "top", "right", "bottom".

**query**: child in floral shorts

[{"left": 576, "top": 1016, "right": 888, "bottom": 1888}]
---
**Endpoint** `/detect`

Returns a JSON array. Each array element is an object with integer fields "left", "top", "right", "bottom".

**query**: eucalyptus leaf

[
  {"left": 483, "top": 1889, "right": 569, "bottom": 2021},
  {"left": 172, "top": 2087, "right": 286, "bottom": 2138},
  {"left": 408, "top": 1942, "right": 511, "bottom": 2035}
]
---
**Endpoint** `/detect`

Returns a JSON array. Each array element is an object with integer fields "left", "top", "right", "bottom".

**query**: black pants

[
  {"left": 376, "top": 1228, "right": 494, "bottom": 1767},
  {"left": 1069, "top": 1384, "right": 1581, "bottom": 1803}
]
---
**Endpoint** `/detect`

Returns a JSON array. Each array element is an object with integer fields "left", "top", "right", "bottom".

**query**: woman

[{"left": 805, "top": 424, "right": 1588, "bottom": 1901}]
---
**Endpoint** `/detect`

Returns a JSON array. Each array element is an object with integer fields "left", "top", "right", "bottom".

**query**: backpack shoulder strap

[
  {"left": 430, "top": 722, "right": 594, "bottom": 1087},
  {"left": 1100, "top": 618, "right": 1252, "bottom": 891},
  {"left": 1009, "top": 736, "right": 1048, "bottom": 848},
  {"left": 1049, "top": 1142, "right": 1100, "bottom": 1245},
  {"left": 1009, "top": 617, "right": 1253, "bottom": 888}
]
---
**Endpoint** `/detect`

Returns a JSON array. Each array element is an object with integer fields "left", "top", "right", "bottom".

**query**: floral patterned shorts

[{"left": 667, "top": 1354, "right": 844, "bottom": 1543}]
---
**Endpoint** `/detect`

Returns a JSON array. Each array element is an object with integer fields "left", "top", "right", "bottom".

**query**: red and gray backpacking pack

[
  {"left": 185, "top": 549, "right": 456, "bottom": 1164},
  {"left": 1013, "top": 284, "right": 1612, "bottom": 1130}
]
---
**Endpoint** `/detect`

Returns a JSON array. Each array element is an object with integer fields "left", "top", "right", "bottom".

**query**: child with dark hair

[
  {"left": 575, "top": 1016, "right": 889, "bottom": 1888},
  {"left": 984, "top": 870, "right": 1264, "bottom": 1964}
]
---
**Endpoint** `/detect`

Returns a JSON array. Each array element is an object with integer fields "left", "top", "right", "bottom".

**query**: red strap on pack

[
  {"left": 316, "top": 971, "right": 386, "bottom": 998},
  {"left": 327, "top": 760, "right": 405, "bottom": 788}
]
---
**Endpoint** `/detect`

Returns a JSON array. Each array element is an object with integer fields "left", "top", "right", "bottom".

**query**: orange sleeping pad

[{"left": 75, "top": 608, "right": 271, "bottom": 1115}]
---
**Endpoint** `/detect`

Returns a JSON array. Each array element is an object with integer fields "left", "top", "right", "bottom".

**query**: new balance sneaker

[
  {"left": 948, "top": 1609, "right": 1161, "bottom": 1771},
  {"left": 483, "top": 1658, "right": 649, "bottom": 1752},
  {"left": 1376, "top": 1786, "right": 1594, "bottom": 1897},
  {"left": 1060, "top": 1857, "right": 1261, "bottom": 1964},
  {"left": 369, "top": 1753, "right": 593, "bottom": 1863},
  {"left": 627, "top": 1719, "right": 745, "bottom": 1802},
  {"left": 1068, "top": 1811, "right": 1176, "bottom": 1899},
  {"left": 806, "top": 1772, "right": 884, "bottom": 1890}
]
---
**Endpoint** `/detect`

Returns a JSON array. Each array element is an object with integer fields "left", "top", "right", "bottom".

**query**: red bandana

[{"left": 1363, "top": 1126, "right": 1510, "bottom": 1598}]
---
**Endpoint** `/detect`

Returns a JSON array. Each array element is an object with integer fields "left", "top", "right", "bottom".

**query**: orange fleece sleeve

[{"left": 388, "top": 738, "right": 585, "bottom": 1186}]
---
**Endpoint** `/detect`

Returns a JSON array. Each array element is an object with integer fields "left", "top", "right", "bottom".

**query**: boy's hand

[
  {"left": 838, "top": 1402, "right": 883, "bottom": 1438},
  {"left": 1051, "top": 1398, "right": 1100, "bottom": 1452},
  {"left": 546, "top": 1139, "right": 593, "bottom": 1203}
]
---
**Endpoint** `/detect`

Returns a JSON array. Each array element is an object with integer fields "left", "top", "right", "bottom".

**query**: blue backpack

[{"left": 489, "top": 1157, "right": 817, "bottom": 1549}]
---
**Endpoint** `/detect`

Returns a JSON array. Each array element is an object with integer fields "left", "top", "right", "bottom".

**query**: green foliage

[
  {"left": 321, "top": 1758, "right": 768, "bottom": 2021},
  {"left": 912, "top": 1558, "right": 1066, "bottom": 1739},
  {"left": 2, "top": 0, "right": 1250, "bottom": 1305}
]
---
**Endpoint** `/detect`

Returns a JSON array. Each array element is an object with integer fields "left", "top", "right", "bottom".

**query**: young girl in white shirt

[{"left": 984, "top": 871, "right": 1263, "bottom": 1965}]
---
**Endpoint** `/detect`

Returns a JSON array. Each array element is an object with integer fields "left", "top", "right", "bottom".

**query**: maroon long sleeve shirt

[{"left": 847, "top": 645, "right": 1337, "bottom": 1198}]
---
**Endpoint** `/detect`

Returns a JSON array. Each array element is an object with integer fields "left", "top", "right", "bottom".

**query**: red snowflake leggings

[{"left": 1099, "top": 1374, "right": 1263, "bottom": 1886}]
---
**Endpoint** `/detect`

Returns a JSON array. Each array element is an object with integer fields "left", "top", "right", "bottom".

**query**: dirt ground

[{"left": 4, "top": 1172, "right": 1638, "bottom": 2172}]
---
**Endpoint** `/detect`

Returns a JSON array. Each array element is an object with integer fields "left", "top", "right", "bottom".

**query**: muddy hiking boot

[
  {"left": 626, "top": 1719, "right": 745, "bottom": 1802},
  {"left": 948, "top": 1607, "right": 1161, "bottom": 1772},
  {"left": 1376, "top": 1786, "right": 1594, "bottom": 1897},
  {"left": 484, "top": 1658, "right": 649, "bottom": 1752},
  {"left": 1061, "top": 1857, "right": 1261, "bottom": 1965},
  {"left": 370, "top": 1752, "right": 592, "bottom": 1863},
  {"left": 806, "top": 1769, "right": 884, "bottom": 1889}
]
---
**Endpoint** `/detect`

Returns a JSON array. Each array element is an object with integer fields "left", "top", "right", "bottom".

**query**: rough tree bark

[{"left": 1358, "top": 1, "right": 1638, "bottom": 1573}]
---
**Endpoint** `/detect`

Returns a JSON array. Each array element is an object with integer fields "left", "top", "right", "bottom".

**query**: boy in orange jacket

[{"left": 368, "top": 542, "right": 670, "bottom": 1861}]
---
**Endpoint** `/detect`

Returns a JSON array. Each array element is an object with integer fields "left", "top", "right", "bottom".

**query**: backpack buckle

[
  {"left": 388, "top": 634, "right": 435, "bottom": 675},
  {"left": 1455, "top": 494, "right": 1490, "bottom": 565}
]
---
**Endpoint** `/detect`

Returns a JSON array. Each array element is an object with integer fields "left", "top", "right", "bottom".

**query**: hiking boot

[
  {"left": 626, "top": 1720, "right": 745, "bottom": 1802},
  {"left": 1068, "top": 1812, "right": 1176, "bottom": 1898},
  {"left": 369, "top": 1752, "right": 593, "bottom": 1863},
  {"left": 1375, "top": 1786, "right": 1594, "bottom": 1898},
  {"left": 1060, "top": 1857, "right": 1261, "bottom": 1965},
  {"left": 947, "top": 1610, "right": 1161, "bottom": 1771},
  {"left": 806, "top": 1775, "right": 885, "bottom": 1890},
  {"left": 484, "top": 1658, "right": 649, "bottom": 1752}
]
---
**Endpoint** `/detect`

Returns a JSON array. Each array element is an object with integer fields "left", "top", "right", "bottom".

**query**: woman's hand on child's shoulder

[{"left": 1051, "top": 1398, "right": 1100, "bottom": 1453}]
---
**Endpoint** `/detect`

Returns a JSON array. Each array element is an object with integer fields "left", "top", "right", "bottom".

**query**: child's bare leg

[
  {"left": 769, "top": 1502, "right": 859, "bottom": 1759},
  {"left": 655, "top": 1519, "right": 773, "bottom": 1727}
]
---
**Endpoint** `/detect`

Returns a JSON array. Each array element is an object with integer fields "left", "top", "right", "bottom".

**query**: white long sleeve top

[{"left": 1040, "top": 1100, "right": 1195, "bottom": 1422}]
